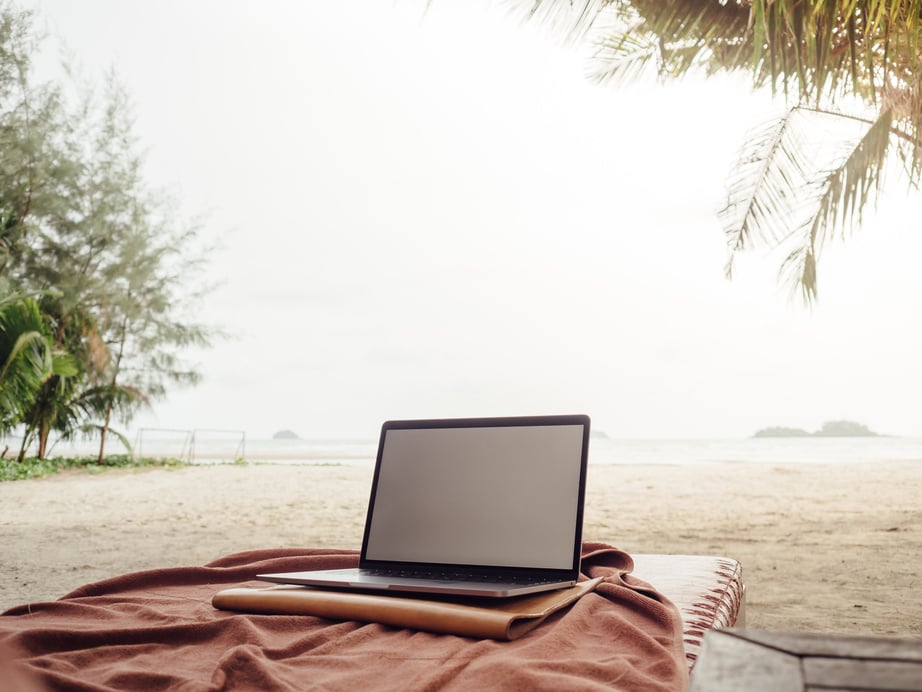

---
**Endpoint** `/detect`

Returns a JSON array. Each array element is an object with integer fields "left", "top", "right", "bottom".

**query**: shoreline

[
  {"left": 1, "top": 460, "right": 920, "bottom": 638},
  {"left": 10, "top": 456, "right": 922, "bottom": 467},
  {"left": 8, "top": 434, "right": 922, "bottom": 469}
]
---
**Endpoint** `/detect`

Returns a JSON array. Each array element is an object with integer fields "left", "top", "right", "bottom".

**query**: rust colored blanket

[{"left": 0, "top": 543, "right": 688, "bottom": 691}]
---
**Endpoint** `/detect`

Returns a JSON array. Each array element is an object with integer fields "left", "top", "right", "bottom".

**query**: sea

[{"left": 10, "top": 431, "right": 922, "bottom": 467}]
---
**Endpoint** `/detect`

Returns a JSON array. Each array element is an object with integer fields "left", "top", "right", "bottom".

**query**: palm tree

[
  {"left": 14, "top": 300, "right": 101, "bottom": 461},
  {"left": 518, "top": 1, "right": 921, "bottom": 300},
  {"left": 0, "top": 286, "right": 77, "bottom": 460},
  {"left": 0, "top": 289, "right": 52, "bottom": 437}
]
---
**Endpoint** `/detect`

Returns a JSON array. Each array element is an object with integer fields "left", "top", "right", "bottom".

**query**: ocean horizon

[{"left": 11, "top": 432, "right": 922, "bottom": 467}]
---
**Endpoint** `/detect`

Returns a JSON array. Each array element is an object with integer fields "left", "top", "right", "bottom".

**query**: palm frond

[
  {"left": 587, "top": 0, "right": 752, "bottom": 83},
  {"left": 509, "top": 0, "right": 611, "bottom": 45},
  {"left": 882, "top": 80, "right": 922, "bottom": 181},
  {"left": 69, "top": 422, "right": 134, "bottom": 454},
  {"left": 76, "top": 383, "right": 148, "bottom": 421},
  {"left": 514, "top": 0, "right": 922, "bottom": 301},
  {"left": 0, "top": 297, "right": 53, "bottom": 428},
  {"left": 814, "top": 107, "right": 893, "bottom": 237},
  {"left": 777, "top": 107, "right": 893, "bottom": 299},
  {"left": 0, "top": 331, "right": 49, "bottom": 417},
  {"left": 722, "top": 105, "right": 893, "bottom": 301},
  {"left": 721, "top": 107, "right": 824, "bottom": 260},
  {"left": 590, "top": 31, "right": 659, "bottom": 84}
]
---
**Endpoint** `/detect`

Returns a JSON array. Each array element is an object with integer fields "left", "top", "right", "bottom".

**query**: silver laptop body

[{"left": 258, "top": 414, "right": 591, "bottom": 597}]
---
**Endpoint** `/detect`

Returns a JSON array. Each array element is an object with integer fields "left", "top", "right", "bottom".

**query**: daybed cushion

[
  {"left": 0, "top": 543, "right": 695, "bottom": 691},
  {"left": 632, "top": 554, "right": 745, "bottom": 670}
]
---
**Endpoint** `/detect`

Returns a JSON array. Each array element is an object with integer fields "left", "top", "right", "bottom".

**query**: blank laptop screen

[{"left": 363, "top": 423, "right": 586, "bottom": 569}]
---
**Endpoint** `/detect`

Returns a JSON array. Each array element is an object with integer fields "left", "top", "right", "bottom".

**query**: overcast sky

[{"left": 23, "top": 0, "right": 922, "bottom": 440}]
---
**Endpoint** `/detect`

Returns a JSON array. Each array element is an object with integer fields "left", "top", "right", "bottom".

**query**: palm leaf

[
  {"left": 75, "top": 382, "right": 148, "bottom": 422},
  {"left": 512, "top": 0, "right": 610, "bottom": 45},
  {"left": 0, "top": 297, "right": 53, "bottom": 429},
  {"left": 511, "top": 0, "right": 922, "bottom": 300},
  {"left": 721, "top": 107, "right": 823, "bottom": 260},
  {"left": 779, "top": 107, "right": 893, "bottom": 300},
  {"left": 591, "top": 31, "right": 659, "bottom": 84},
  {"left": 70, "top": 422, "right": 134, "bottom": 454},
  {"left": 586, "top": 0, "right": 753, "bottom": 83},
  {"left": 721, "top": 105, "right": 892, "bottom": 301}
]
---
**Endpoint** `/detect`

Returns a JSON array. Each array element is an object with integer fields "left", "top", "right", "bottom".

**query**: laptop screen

[{"left": 362, "top": 417, "right": 589, "bottom": 570}]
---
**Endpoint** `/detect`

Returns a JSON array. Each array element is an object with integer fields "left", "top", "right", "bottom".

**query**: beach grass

[{"left": 0, "top": 455, "right": 190, "bottom": 482}]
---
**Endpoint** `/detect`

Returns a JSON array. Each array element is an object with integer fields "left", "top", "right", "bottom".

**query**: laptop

[{"left": 258, "top": 414, "right": 591, "bottom": 597}]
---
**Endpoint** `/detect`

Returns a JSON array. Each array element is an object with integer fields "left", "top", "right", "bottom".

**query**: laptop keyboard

[{"left": 363, "top": 568, "right": 556, "bottom": 585}]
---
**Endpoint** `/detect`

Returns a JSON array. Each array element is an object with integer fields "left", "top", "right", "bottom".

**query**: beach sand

[{"left": 1, "top": 461, "right": 920, "bottom": 636}]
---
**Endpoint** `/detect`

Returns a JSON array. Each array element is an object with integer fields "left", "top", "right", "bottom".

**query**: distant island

[
  {"left": 753, "top": 420, "right": 880, "bottom": 438},
  {"left": 272, "top": 430, "right": 301, "bottom": 440}
]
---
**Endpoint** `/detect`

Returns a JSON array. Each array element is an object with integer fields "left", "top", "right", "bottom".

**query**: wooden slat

[
  {"left": 691, "top": 629, "right": 922, "bottom": 692},
  {"left": 733, "top": 630, "right": 922, "bottom": 662},
  {"left": 804, "top": 658, "right": 922, "bottom": 691},
  {"left": 690, "top": 630, "right": 804, "bottom": 691}
]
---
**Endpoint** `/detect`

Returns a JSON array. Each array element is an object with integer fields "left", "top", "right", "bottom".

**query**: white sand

[{"left": 1, "top": 461, "right": 920, "bottom": 636}]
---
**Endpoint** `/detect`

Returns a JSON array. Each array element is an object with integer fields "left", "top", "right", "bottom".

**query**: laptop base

[{"left": 257, "top": 568, "right": 576, "bottom": 598}]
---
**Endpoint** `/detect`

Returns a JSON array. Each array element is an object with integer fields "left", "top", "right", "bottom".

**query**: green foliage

[
  {"left": 0, "top": 454, "right": 189, "bottom": 482},
  {"left": 0, "top": 2, "right": 217, "bottom": 459},
  {"left": 753, "top": 426, "right": 812, "bottom": 438},
  {"left": 0, "top": 288, "right": 51, "bottom": 430},
  {"left": 517, "top": 0, "right": 922, "bottom": 301},
  {"left": 753, "top": 420, "right": 880, "bottom": 437},
  {"left": 816, "top": 420, "right": 879, "bottom": 437},
  {"left": 0, "top": 282, "right": 77, "bottom": 436}
]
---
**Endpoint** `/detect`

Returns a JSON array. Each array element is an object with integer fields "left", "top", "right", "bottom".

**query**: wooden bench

[{"left": 690, "top": 629, "right": 922, "bottom": 690}]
